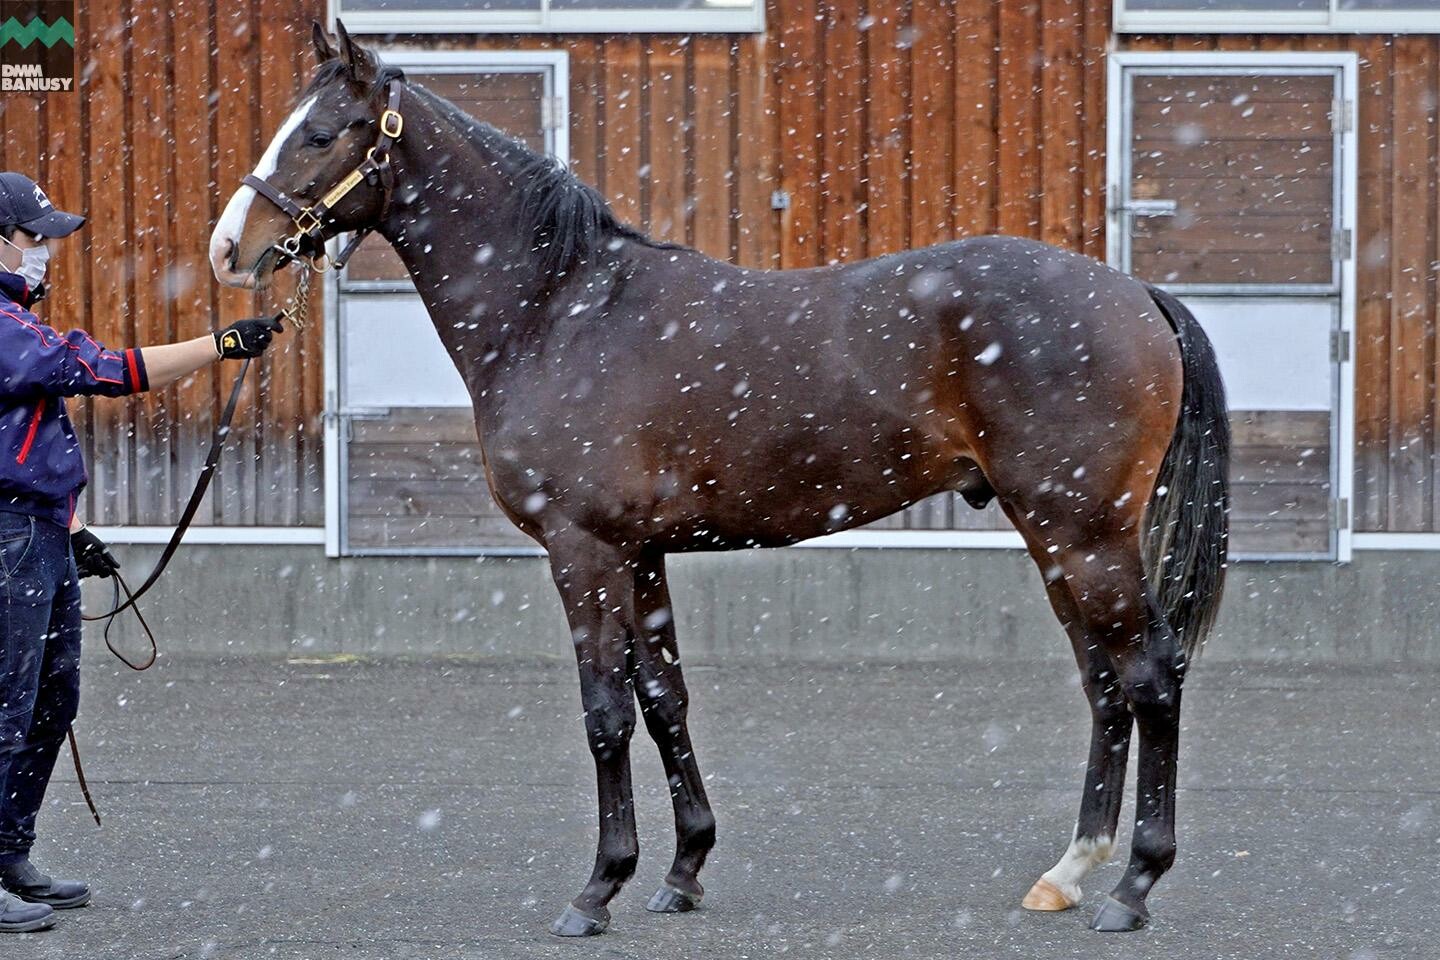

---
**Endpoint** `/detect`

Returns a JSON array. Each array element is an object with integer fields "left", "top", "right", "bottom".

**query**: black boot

[
  {"left": 0, "top": 891, "right": 53, "bottom": 932},
  {"left": 0, "top": 859, "right": 89, "bottom": 909}
]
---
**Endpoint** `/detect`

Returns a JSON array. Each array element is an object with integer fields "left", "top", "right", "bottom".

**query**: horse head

[{"left": 209, "top": 21, "right": 399, "bottom": 289}]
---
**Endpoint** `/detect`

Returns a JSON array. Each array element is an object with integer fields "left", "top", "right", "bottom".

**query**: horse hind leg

[
  {"left": 1008, "top": 503, "right": 1186, "bottom": 932},
  {"left": 1039, "top": 529, "right": 1185, "bottom": 932},
  {"left": 631, "top": 552, "right": 716, "bottom": 914},
  {"left": 1014, "top": 541, "right": 1131, "bottom": 914}
]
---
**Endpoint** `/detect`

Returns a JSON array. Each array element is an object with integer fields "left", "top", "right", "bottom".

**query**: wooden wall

[
  {"left": 0, "top": 0, "right": 327, "bottom": 526},
  {"left": 0, "top": 0, "right": 1436, "bottom": 533}
]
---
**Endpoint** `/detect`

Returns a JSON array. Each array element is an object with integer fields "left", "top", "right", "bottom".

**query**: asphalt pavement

[{"left": 9, "top": 653, "right": 1434, "bottom": 960}]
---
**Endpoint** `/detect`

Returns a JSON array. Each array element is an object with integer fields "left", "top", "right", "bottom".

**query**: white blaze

[{"left": 209, "top": 95, "right": 317, "bottom": 282}]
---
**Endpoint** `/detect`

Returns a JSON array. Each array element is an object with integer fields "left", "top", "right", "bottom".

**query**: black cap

[{"left": 0, "top": 172, "right": 84, "bottom": 238}]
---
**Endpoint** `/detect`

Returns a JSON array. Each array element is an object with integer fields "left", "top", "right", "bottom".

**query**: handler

[{"left": 0, "top": 172, "right": 282, "bottom": 933}]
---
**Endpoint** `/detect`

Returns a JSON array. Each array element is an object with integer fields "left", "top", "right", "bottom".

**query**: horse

[{"left": 209, "top": 22, "right": 1229, "bottom": 938}]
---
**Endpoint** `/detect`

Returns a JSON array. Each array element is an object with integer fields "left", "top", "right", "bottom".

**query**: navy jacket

[{"left": 0, "top": 273, "right": 147, "bottom": 528}]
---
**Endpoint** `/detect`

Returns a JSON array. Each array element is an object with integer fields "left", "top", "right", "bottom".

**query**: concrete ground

[{"left": 10, "top": 653, "right": 1434, "bottom": 960}]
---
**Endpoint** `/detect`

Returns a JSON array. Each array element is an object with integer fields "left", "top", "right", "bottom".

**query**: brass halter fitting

[{"left": 243, "top": 79, "right": 406, "bottom": 276}]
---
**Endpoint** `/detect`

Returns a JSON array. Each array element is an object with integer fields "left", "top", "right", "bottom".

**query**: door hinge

[
  {"left": 1331, "top": 497, "right": 1350, "bottom": 530},
  {"left": 1330, "top": 328, "right": 1351, "bottom": 364},
  {"left": 1332, "top": 227, "right": 1353, "bottom": 262},
  {"left": 1332, "top": 98, "right": 1354, "bottom": 134},
  {"left": 541, "top": 96, "right": 563, "bottom": 131}
]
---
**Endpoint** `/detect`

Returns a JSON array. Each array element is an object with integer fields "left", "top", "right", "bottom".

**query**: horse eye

[{"left": 307, "top": 131, "right": 335, "bottom": 148}]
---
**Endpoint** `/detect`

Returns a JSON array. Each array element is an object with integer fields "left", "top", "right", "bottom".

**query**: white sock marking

[{"left": 1040, "top": 832, "right": 1114, "bottom": 905}]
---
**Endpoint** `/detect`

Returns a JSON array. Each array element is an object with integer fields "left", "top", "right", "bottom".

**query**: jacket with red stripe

[{"left": 0, "top": 272, "right": 148, "bottom": 528}]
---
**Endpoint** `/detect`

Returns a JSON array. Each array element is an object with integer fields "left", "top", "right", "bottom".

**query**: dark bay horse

[{"left": 210, "top": 24, "right": 1229, "bottom": 937}]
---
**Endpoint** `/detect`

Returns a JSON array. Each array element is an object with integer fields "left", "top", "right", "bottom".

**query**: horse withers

[{"left": 210, "top": 23, "right": 1229, "bottom": 937}]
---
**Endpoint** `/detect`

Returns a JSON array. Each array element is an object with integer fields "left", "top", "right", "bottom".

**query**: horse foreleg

[
  {"left": 547, "top": 538, "right": 641, "bottom": 937},
  {"left": 632, "top": 552, "right": 716, "bottom": 914},
  {"left": 1023, "top": 610, "right": 1131, "bottom": 912}
]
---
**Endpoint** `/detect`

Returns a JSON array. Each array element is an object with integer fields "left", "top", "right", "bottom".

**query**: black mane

[
  {"left": 302, "top": 56, "right": 683, "bottom": 282},
  {"left": 404, "top": 80, "right": 684, "bottom": 281}
]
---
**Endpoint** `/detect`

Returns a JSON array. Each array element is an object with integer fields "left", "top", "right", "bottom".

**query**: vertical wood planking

[
  {"left": 1039, "top": 0, "right": 1083, "bottom": 250},
  {"left": 821, "top": 0, "right": 864, "bottom": 261},
  {"left": 953, "top": 2, "right": 997, "bottom": 238},
  {"left": 1354, "top": 35, "right": 1393, "bottom": 531},
  {"left": 644, "top": 37, "right": 689, "bottom": 244},
  {"left": 212, "top": 0, "right": 262, "bottom": 524},
  {"left": 1079, "top": 0, "right": 1108, "bottom": 260},
  {"left": 603, "top": 37, "right": 643, "bottom": 227},
  {"left": 909, "top": 0, "right": 954, "bottom": 250},
  {"left": 690, "top": 37, "right": 732, "bottom": 258},
  {"left": 566, "top": 40, "right": 603, "bottom": 191},
  {"left": 735, "top": 35, "right": 778, "bottom": 269},
  {"left": 256, "top": 9, "right": 304, "bottom": 525},
  {"left": 171, "top": 0, "right": 219, "bottom": 523},
  {"left": 129, "top": 0, "right": 177, "bottom": 522},
  {"left": 777, "top": 0, "right": 822, "bottom": 267},
  {"left": 83, "top": 0, "right": 132, "bottom": 524},
  {"left": 864, "top": 2, "right": 909, "bottom": 258},
  {"left": 1389, "top": 36, "right": 1432, "bottom": 530},
  {"left": 997, "top": 0, "right": 1041, "bottom": 238}
]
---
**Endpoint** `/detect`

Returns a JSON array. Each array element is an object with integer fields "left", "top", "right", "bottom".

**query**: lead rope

[{"left": 69, "top": 268, "right": 313, "bottom": 825}]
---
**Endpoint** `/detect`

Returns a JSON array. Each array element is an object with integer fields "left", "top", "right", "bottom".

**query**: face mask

[{"left": 1, "top": 234, "right": 48, "bottom": 288}]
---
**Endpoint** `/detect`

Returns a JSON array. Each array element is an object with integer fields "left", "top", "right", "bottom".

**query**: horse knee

[{"left": 583, "top": 695, "right": 635, "bottom": 759}]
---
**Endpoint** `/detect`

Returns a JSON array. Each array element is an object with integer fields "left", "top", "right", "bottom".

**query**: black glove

[
  {"left": 72, "top": 527, "right": 120, "bottom": 580},
  {"left": 214, "top": 314, "right": 284, "bottom": 359}
]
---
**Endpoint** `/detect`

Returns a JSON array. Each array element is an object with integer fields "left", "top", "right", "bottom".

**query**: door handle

[{"left": 1123, "top": 199, "right": 1178, "bottom": 218}]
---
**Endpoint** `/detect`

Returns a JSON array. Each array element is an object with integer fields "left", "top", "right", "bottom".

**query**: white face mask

[{"left": 1, "top": 234, "right": 48, "bottom": 288}]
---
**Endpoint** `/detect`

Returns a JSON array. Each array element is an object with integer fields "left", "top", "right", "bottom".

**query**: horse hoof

[
  {"left": 646, "top": 884, "right": 702, "bottom": 913},
  {"left": 1090, "top": 896, "right": 1148, "bottom": 932},
  {"left": 1022, "top": 877, "right": 1078, "bottom": 912},
  {"left": 549, "top": 904, "right": 610, "bottom": 937}
]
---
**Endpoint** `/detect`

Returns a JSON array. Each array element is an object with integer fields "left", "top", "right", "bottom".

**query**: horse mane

[
  {"left": 301, "top": 57, "right": 683, "bottom": 281},
  {"left": 406, "top": 82, "right": 685, "bottom": 281}
]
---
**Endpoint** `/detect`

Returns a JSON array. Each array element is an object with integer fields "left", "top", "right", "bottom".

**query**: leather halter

[{"left": 242, "top": 80, "right": 404, "bottom": 271}]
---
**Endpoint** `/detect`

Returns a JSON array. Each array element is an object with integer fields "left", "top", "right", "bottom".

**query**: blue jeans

[{"left": 0, "top": 511, "right": 80, "bottom": 865}]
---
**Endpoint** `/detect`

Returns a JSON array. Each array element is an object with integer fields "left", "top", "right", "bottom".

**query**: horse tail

[{"left": 1141, "top": 282, "right": 1230, "bottom": 661}]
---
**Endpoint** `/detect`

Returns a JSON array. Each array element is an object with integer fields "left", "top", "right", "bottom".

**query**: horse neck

[{"left": 376, "top": 92, "right": 553, "bottom": 390}]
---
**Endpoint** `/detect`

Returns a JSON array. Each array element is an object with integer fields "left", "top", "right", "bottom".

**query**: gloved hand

[
  {"left": 71, "top": 527, "right": 120, "bottom": 580},
  {"left": 213, "top": 315, "right": 284, "bottom": 359}
]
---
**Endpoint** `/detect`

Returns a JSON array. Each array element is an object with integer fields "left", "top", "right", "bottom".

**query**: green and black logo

[{"left": 1, "top": 1, "right": 74, "bottom": 93}]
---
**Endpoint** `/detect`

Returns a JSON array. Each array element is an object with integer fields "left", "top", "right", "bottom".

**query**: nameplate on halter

[{"left": 320, "top": 168, "right": 367, "bottom": 210}]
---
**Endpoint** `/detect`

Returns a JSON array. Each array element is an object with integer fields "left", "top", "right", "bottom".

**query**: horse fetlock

[
  {"left": 1129, "top": 827, "right": 1177, "bottom": 877},
  {"left": 1025, "top": 832, "right": 1114, "bottom": 911},
  {"left": 681, "top": 810, "right": 717, "bottom": 853}
]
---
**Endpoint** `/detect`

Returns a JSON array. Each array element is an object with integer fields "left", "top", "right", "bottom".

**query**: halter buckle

[
  {"left": 380, "top": 109, "right": 404, "bottom": 140},
  {"left": 294, "top": 208, "right": 324, "bottom": 235}
]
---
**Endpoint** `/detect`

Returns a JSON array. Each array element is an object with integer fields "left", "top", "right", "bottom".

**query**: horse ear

[
  {"left": 311, "top": 21, "right": 337, "bottom": 64},
  {"left": 333, "top": 19, "right": 378, "bottom": 82}
]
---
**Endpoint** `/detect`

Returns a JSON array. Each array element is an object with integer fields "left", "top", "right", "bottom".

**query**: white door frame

[
  {"left": 1106, "top": 50, "right": 1359, "bottom": 563},
  {"left": 323, "top": 49, "right": 571, "bottom": 557}
]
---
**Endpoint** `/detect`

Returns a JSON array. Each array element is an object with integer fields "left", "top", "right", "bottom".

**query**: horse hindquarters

[{"left": 1012, "top": 285, "right": 1230, "bottom": 931}]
